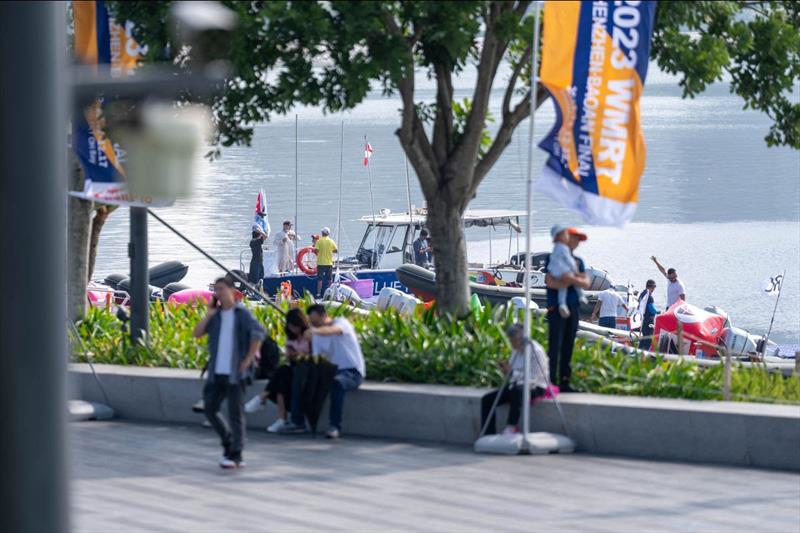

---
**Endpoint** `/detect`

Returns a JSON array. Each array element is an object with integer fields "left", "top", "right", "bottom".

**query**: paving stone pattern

[{"left": 71, "top": 421, "right": 800, "bottom": 532}]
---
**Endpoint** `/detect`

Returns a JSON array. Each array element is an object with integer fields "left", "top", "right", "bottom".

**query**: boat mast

[
  {"left": 366, "top": 135, "right": 377, "bottom": 268},
  {"left": 404, "top": 155, "right": 414, "bottom": 263},
  {"left": 335, "top": 121, "right": 344, "bottom": 280}
]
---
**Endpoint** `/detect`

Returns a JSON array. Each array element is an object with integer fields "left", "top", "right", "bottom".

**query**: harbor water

[{"left": 95, "top": 65, "right": 800, "bottom": 344}]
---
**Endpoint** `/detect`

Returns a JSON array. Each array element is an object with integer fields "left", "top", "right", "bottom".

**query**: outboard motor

[
  {"left": 324, "top": 283, "right": 362, "bottom": 305},
  {"left": 704, "top": 305, "right": 732, "bottom": 329}
]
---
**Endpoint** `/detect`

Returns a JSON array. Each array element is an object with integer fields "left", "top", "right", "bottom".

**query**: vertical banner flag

[
  {"left": 534, "top": 1, "right": 656, "bottom": 226},
  {"left": 363, "top": 138, "right": 373, "bottom": 166},
  {"left": 71, "top": 1, "right": 172, "bottom": 207}
]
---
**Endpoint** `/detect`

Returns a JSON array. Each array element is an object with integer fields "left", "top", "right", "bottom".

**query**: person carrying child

[{"left": 547, "top": 224, "right": 589, "bottom": 318}]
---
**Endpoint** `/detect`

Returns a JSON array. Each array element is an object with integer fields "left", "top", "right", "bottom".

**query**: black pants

[
  {"left": 481, "top": 385, "right": 545, "bottom": 435},
  {"left": 547, "top": 305, "right": 580, "bottom": 387},
  {"left": 639, "top": 314, "right": 655, "bottom": 351},
  {"left": 203, "top": 375, "right": 246, "bottom": 457},
  {"left": 265, "top": 364, "right": 293, "bottom": 404},
  {"left": 317, "top": 265, "right": 333, "bottom": 295},
  {"left": 248, "top": 250, "right": 264, "bottom": 284}
]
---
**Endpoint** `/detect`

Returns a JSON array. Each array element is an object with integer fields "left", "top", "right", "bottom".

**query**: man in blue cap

[{"left": 544, "top": 225, "right": 591, "bottom": 392}]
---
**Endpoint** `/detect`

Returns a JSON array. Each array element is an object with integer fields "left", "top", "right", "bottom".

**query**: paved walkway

[{"left": 71, "top": 421, "right": 800, "bottom": 532}]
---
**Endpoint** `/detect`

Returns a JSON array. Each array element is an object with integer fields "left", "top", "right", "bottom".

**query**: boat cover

[{"left": 653, "top": 301, "right": 726, "bottom": 356}]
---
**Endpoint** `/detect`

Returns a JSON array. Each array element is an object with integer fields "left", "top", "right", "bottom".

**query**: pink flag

[
  {"left": 363, "top": 139, "right": 373, "bottom": 167},
  {"left": 255, "top": 188, "right": 267, "bottom": 213}
]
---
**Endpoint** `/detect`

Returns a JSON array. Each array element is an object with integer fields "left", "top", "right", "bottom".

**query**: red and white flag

[{"left": 363, "top": 138, "right": 373, "bottom": 166}]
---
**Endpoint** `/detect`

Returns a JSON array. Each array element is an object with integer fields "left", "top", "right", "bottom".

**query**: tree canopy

[{"left": 111, "top": 0, "right": 799, "bottom": 313}]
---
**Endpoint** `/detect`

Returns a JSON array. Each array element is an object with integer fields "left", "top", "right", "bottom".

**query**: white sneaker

[
  {"left": 267, "top": 418, "right": 287, "bottom": 433},
  {"left": 558, "top": 304, "right": 571, "bottom": 318},
  {"left": 244, "top": 395, "right": 266, "bottom": 413},
  {"left": 219, "top": 457, "right": 237, "bottom": 469},
  {"left": 325, "top": 427, "right": 341, "bottom": 439}
]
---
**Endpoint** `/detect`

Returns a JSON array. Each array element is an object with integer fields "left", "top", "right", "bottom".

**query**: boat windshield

[{"left": 356, "top": 223, "right": 412, "bottom": 269}]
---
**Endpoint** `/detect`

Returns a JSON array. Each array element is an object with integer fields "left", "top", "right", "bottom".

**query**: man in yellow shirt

[{"left": 314, "top": 227, "right": 337, "bottom": 298}]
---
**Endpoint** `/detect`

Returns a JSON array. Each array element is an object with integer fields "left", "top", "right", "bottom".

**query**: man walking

[
  {"left": 413, "top": 229, "right": 432, "bottom": 267},
  {"left": 650, "top": 256, "right": 686, "bottom": 307},
  {"left": 307, "top": 304, "right": 365, "bottom": 439},
  {"left": 544, "top": 225, "right": 591, "bottom": 392},
  {"left": 314, "top": 227, "right": 337, "bottom": 298},
  {"left": 193, "top": 277, "right": 265, "bottom": 468},
  {"left": 591, "top": 287, "right": 627, "bottom": 329}
]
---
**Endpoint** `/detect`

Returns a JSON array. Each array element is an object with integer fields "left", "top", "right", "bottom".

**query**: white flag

[{"left": 760, "top": 274, "right": 784, "bottom": 297}]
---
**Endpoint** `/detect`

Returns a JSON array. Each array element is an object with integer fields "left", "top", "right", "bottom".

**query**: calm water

[{"left": 96, "top": 66, "right": 800, "bottom": 344}]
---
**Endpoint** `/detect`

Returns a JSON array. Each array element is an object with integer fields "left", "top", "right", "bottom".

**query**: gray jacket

[{"left": 203, "top": 303, "right": 265, "bottom": 383}]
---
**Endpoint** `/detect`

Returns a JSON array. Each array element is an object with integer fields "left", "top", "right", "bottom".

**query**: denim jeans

[
  {"left": 598, "top": 316, "right": 616, "bottom": 329},
  {"left": 203, "top": 375, "right": 245, "bottom": 456},
  {"left": 329, "top": 368, "right": 363, "bottom": 430}
]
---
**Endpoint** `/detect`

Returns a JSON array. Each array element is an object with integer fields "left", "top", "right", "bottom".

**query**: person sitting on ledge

[{"left": 480, "top": 323, "right": 549, "bottom": 435}]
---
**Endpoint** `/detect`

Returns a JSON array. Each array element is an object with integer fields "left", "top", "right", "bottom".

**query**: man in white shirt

[
  {"left": 591, "top": 288, "right": 628, "bottom": 329},
  {"left": 307, "top": 304, "right": 365, "bottom": 439},
  {"left": 480, "top": 324, "right": 549, "bottom": 435},
  {"left": 193, "top": 277, "right": 264, "bottom": 469},
  {"left": 651, "top": 256, "right": 686, "bottom": 307},
  {"left": 273, "top": 219, "right": 298, "bottom": 272}
]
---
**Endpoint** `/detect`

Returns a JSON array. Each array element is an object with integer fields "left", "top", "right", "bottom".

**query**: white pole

[
  {"left": 522, "top": 0, "right": 542, "bottom": 446},
  {"left": 294, "top": 114, "right": 299, "bottom": 235},
  {"left": 761, "top": 268, "right": 786, "bottom": 358},
  {"left": 404, "top": 155, "right": 414, "bottom": 261},
  {"left": 336, "top": 121, "right": 344, "bottom": 279},
  {"left": 366, "top": 135, "right": 377, "bottom": 268}
]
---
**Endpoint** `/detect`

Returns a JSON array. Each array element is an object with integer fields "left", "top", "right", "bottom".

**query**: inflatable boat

[{"left": 396, "top": 263, "right": 600, "bottom": 316}]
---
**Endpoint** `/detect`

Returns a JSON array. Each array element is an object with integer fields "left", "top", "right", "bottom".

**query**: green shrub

[{"left": 70, "top": 302, "right": 799, "bottom": 405}]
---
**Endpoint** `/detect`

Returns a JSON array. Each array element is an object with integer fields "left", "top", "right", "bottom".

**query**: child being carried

[{"left": 548, "top": 225, "right": 588, "bottom": 318}]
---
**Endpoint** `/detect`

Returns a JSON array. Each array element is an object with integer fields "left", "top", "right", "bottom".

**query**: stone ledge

[{"left": 69, "top": 364, "right": 800, "bottom": 471}]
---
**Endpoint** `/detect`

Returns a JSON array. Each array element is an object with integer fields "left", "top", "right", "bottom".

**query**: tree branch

[
  {"left": 471, "top": 87, "right": 549, "bottom": 195},
  {"left": 449, "top": 3, "right": 511, "bottom": 184},
  {"left": 432, "top": 63, "right": 454, "bottom": 167},
  {"left": 503, "top": 44, "right": 532, "bottom": 118}
]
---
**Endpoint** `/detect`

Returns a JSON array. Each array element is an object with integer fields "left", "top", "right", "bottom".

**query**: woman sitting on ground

[
  {"left": 244, "top": 308, "right": 312, "bottom": 433},
  {"left": 480, "top": 323, "right": 550, "bottom": 435}
]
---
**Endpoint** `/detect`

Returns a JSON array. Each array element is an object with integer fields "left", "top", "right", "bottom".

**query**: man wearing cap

[
  {"left": 544, "top": 225, "right": 591, "bottom": 392},
  {"left": 314, "top": 227, "right": 337, "bottom": 298},
  {"left": 273, "top": 220, "right": 299, "bottom": 272}
]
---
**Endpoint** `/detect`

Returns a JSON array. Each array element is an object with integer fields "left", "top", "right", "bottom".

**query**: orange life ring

[{"left": 296, "top": 247, "right": 318, "bottom": 275}]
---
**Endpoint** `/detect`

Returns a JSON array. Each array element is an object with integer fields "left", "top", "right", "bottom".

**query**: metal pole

[
  {"left": 366, "top": 136, "right": 377, "bottom": 268},
  {"left": 723, "top": 346, "right": 732, "bottom": 401},
  {"left": 0, "top": 3, "right": 68, "bottom": 531},
  {"left": 761, "top": 268, "right": 785, "bottom": 358},
  {"left": 294, "top": 114, "right": 299, "bottom": 234},
  {"left": 521, "top": 0, "right": 542, "bottom": 447},
  {"left": 336, "top": 121, "right": 344, "bottom": 279},
  {"left": 129, "top": 206, "right": 149, "bottom": 344}
]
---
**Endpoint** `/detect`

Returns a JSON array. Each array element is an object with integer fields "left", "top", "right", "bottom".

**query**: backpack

[{"left": 255, "top": 335, "right": 281, "bottom": 380}]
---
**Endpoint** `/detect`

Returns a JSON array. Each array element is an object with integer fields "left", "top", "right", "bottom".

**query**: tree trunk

[
  {"left": 87, "top": 205, "right": 115, "bottom": 282},
  {"left": 425, "top": 198, "right": 470, "bottom": 316},
  {"left": 67, "top": 160, "right": 91, "bottom": 322}
]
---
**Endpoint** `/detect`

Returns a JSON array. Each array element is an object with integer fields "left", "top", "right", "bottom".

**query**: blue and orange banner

[
  {"left": 534, "top": 1, "right": 656, "bottom": 226},
  {"left": 71, "top": 1, "right": 171, "bottom": 207}
]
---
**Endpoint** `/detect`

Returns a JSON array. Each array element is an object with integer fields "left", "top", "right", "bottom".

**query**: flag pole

[
  {"left": 366, "top": 136, "right": 377, "bottom": 268},
  {"left": 521, "top": 0, "right": 542, "bottom": 452},
  {"left": 294, "top": 114, "right": 299, "bottom": 236},
  {"left": 761, "top": 268, "right": 786, "bottom": 358},
  {"left": 404, "top": 155, "right": 414, "bottom": 229}
]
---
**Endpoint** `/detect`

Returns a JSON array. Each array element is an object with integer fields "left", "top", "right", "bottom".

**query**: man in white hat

[{"left": 314, "top": 227, "right": 337, "bottom": 298}]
